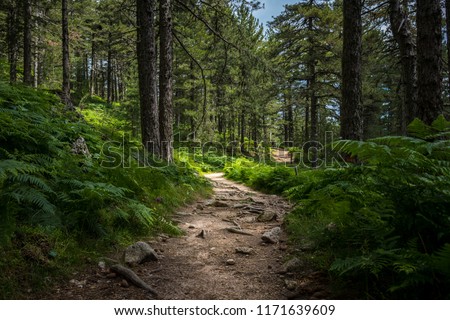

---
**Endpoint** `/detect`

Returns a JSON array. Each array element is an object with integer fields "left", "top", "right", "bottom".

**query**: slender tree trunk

[
  {"left": 136, "top": 0, "right": 159, "bottom": 154},
  {"left": 7, "top": 1, "right": 18, "bottom": 84},
  {"left": 304, "top": 101, "right": 310, "bottom": 144},
  {"left": 341, "top": 0, "right": 363, "bottom": 140},
  {"left": 417, "top": 0, "right": 443, "bottom": 125},
  {"left": 446, "top": 0, "right": 450, "bottom": 96},
  {"left": 159, "top": 0, "right": 174, "bottom": 162},
  {"left": 307, "top": 12, "right": 318, "bottom": 167},
  {"left": 23, "top": 0, "right": 33, "bottom": 85},
  {"left": 389, "top": 0, "right": 417, "bottom": 134},
  {"left": 107, "top": 31, "right": 113, "bottom": 104},
  {"left": 62, "top": 0, "right": 73, "bottom": 110},
  {"left": 90, "top": 35, "right": 96, "bottom": 96}
]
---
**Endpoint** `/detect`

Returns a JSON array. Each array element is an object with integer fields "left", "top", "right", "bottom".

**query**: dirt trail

[{"left": 38, "top": 173, "right": 330, "bottom": 300}]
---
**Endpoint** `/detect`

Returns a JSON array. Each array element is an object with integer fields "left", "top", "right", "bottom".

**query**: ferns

[
  {"left": 225, "top": 117, "right": 450, "bottom": 298},
  {"left": 0, "top": 81, "right": 207, "bottom": 246}
]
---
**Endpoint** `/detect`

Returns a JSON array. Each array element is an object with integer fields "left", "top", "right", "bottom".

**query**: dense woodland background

[{"left": 0, "top": 0, "right": 449, "bottom": 299}]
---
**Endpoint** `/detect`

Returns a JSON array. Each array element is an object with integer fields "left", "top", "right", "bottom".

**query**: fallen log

[{"left": 110, "top": 264, "right": 158, "bottom": 297}]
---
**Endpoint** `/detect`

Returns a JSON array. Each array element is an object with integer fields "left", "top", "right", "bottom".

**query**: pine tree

[
  {"left": 159, "top": 0, "right": 174, "bottom": 162},
  {"left": 136, "top": 0, "right": 159, "bottom": 154},
  {"left": 341, "top": 0, "right": 363, "bottom": 140},
  {"left": 416, "top": 0, "right": 443, "bottom": 124}
]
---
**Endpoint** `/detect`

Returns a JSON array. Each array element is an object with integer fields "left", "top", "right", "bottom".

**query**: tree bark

[
  {"left": 159, "top": 0, "right": 174, "bottom": 162},
  {"left": 417, "top": 0, "right": 443, "bottom": 125},
  {"left": 62, "top": 0, "right": 73, "bottom": 110},
  {"left": 90, "top": 39, "right": 96, "bottom": 96},
  {"left": 6, "top": 0, "right": 19, "bottom": 84},
  {"left": 23, "top": 0, "right": 33, "bottom": 85},
  {"left": 445, "top": 0, "right": 450, "bottom": 100},
  {"left": 341, "top": 0, "right": 363, "bottom": 140},
  {"left": 107, "top": 31, "right": 113, "bottom": 104},
  {"left": 388, "top": 0, "right": 417, "bottom": 134},
  {"left": 137, "top": 0, "right": 159, "bottom": 154},
  {"left": 308, "top": 13, "right": 318, "bottom": 166}
]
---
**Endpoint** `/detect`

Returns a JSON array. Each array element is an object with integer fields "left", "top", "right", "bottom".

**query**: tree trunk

[
  {"left": 446, "top": 0, "right": 450, "bottom": 97},
  {"left": 107, "top": 31, "right": 113, "bottom": 104},
  {"left": 62, "top": 0, "right": 73, "bottom": 110},
  {"left": 417, "top": 0, "right": 443, "bottom": 125},
  {"left": 389, "top": 0, "right": 417, "bottom": 134},
  {"left": 308, "top": 13, "right": 319, "bottom": 166},
  {"left": 341, "top": 0, "right": 363, "bottom": 140},
  {"left": 23, "top": 0, "right": 33, "bottom": 85},
  {"left": 7, "top": 1, "right": 18, "bottom": 84},
  {"left": 159, "top": 0, "right": 174, "bottom": 162},
  {"left": 137, "top": 0, "right": 159, "bottom": 154}
]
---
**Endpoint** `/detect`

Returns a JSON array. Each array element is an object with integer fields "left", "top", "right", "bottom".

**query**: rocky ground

[{"left": 35, "top": 173, "right": 331, "bottom": 300}]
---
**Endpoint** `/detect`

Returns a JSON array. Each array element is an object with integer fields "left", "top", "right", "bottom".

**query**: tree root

[
  {"left": 226, "top": 227, "right": 254, "bottom": 236},
  {"left": 111, "top": 264, "right": 158, "bottom": 297}
]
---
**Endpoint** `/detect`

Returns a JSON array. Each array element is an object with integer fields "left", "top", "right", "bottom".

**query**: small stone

[
  {"left": 196, "top": 230, "right": 206, "bottom": 239},
  {"left": 196, "top": 204, "right": 204, "bottom": 210},
  {"left": 262, "top": 227, "right": 282, "bottom": 244},
  {"left": 120, "top": 279, "right": 129, "bottom": 288},
  {"left": 98, "top": 261, "right": 106, "bottom": 270},
  {"left": 124, "top": 241, "right": 159, "bottom": 265},
  {"left": 226, "top": 259, "right": 236, "bottom": 265},
  {"left": 257, "top": 211, "right": 277, "bottom": 222},
  {"left": 285, "top": 279, "right": 297, "bottom": 291},
  {"left": 281, "top": 257, "right": 304, "bottom": 273},
  {"left": 106, "top": 272, "right": 117, "bottom": 279},
  {"left": 188, "top": 225, "right": 196, "bottom": 229},
  {"left": 279, "top": 244, "right": 288, "bottom": 251},
  {"left": 235, "top": 247, "right": 254, "bottom": 255}
]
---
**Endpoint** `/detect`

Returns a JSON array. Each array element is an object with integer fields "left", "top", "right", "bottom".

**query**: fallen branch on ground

[{"left": 226, "top": 227, "right": 254, "bottom": 236}]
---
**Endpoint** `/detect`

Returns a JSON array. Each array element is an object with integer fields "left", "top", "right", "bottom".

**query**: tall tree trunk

[
  {"left": 341, "top": 0, "right": 363, "bottom": 140},
  {"left": 7, "top": 1, "right": 18, "bottom": 84},
  {"left": 62, "top": 0, "right": 73, "bottom": 110},
  {"left": 389, "top": 0, "right": 417, "bottom": 134},
  {"left": 446, "top": 0, "right": 450, "bottom": 96},
  {"left": 23, "top": 0, "right": 33, "bottom": 85},
  {"left": 308, "top": 13, "right": 319, "bottom": 166},
  {"left": 417, "top": 0, "right": 443, "bottom": 125},
  {"left": 107, "top": 31, "right": 113, "bottom": 104},
  {"left": 159, "top": 0, "right": 174, "bottom": 162},
  {"left": 90, "top": 36, "right": 96, "bottom": 96},
  {"left": 136, "top": 0, "right": 159, "bottom": 154}
]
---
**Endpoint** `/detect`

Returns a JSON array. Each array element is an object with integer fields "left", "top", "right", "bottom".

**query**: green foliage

[
  {"left": 0, "top": 80, "right": 210, "bottom": 297},
  {"left": 225, "top": 118, "right": 450, "bottom": 298},
  {"left": 224, "top": 158, "right": 300, "bottom": 194}
]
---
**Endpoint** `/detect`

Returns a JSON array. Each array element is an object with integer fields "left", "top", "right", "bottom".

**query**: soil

[{"left": 34, "top": 173, "right": 331, "bottom": 300}]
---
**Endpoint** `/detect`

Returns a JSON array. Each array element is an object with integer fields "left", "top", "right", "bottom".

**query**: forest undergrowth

[
  {"left": 224, "top": 118, "right": 450, "bottom": 299},
  {"left": 0, "top": 80, "right": 210, "bottom": 298}
]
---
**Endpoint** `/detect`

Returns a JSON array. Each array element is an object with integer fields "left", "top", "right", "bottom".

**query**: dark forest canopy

[{"left": 0, "top": 0, "right": 448, "bottom": 148}]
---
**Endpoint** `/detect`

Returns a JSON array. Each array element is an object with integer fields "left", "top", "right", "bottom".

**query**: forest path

[
  {"left": 39, "top": 173, "right": 330, "bottom": 300},
  {"left": 149, "top": 172, "right": 291, "bottom": 299}
]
